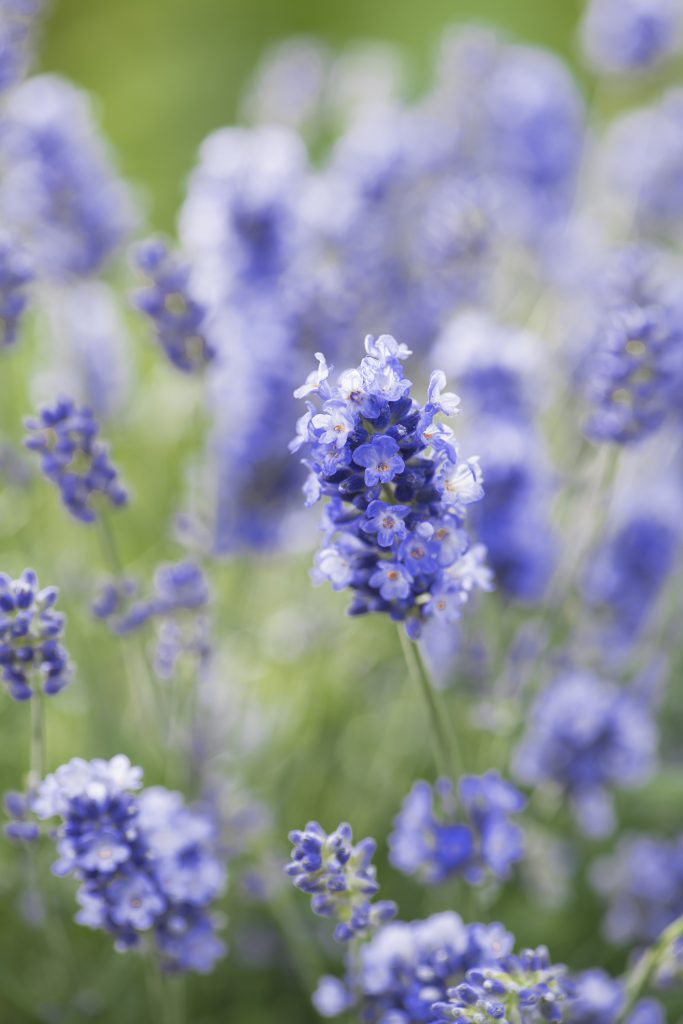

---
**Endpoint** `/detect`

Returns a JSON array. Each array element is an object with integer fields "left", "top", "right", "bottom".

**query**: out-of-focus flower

[
  {"left": 604, "top": 93, "right": 683, "bottom": 243},
  {"left": 93, "top": 560, "right": 210, "bottom": 679},
  {"left": 0, "top": 569, "right": 71, "bottom": 701},
  {"left": 24, "top": 399, "right": 128, "bottom": 523},
  {"left": 29, "top": 756, "right": 227, "bottom": 973},
  {"left": 0, "top": 75, "right": 135, "bottom": 281},
  {"left": 514, "top": 671, "right": 657, "bottom": 837},
  {"left": 580, "top": 246, "right": 683, "bottom": 445},
  {"left": 133, "top": 237, "right": 216, "bottom": 374},
  {"left": 316, "top": 911, "right": 514, "bottom": 1021},
  {"left": 389, "top": 773, "right": 525, "bottom": 885},
  {"left": 580, "top": 0, "right": 682, "bottom": 75},
  {"left": 592, "top": 833, "right": 683, "bottom": 945}
]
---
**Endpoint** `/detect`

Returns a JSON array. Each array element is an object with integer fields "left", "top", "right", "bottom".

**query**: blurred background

[
  {"left": 0, "top": 1, "right": 680, "bottom": 1023},
  {"left": 40, "top": 0, "right": 584, "bottom": 229}
]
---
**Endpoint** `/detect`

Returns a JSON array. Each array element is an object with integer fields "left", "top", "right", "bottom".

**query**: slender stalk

[
  {"left": 397, "top": 626, "right": 462, "bottom": 782},
  {"left": 620, "top": 913, "right": 683, "bottom": 1019},
  {"left": 28, "top": 690, "right": 45, "bottom": 790},
  {"left": 162, "top": 972, "right": 186, "bottom": 1024},
  {"left": 96, "top": 512, "right": 161, "bottom": 721}
]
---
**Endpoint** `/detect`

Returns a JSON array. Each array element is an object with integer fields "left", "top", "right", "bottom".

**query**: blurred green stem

[
  {"left": 397, "top": 627, "right": 461, "bottom": 781},
  {"left": 620, "top": 913, "right": 683, "bottom": 1019},
  {"left": 29, "top": 690, "right": 45, "bottom": 789},
  {"left": 96, "top": 512, "right": 162, "bottom": 730}
]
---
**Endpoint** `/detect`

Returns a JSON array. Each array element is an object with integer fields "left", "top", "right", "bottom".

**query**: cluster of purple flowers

[
  {"left": 93, "top": 560, "right": 210, "bottom": 679},
  {"left": 313, "top": 911, "right": 516, "bottom": 1021},
  {"left": 583, "top": 511, "right": 679, "bottom": 645},
  {"left": 0, "top": 74, "right": 134, "bottom": 281},
  {"left": 29, "top": 755, "right": 226, "bottom": 973},
  {"left": 24, "top": 399, "right": 128, "bottom": 523},
  {"left": 432, "top": 945, "right": 570, "bottom": 1023},
  {"left": 580, "top": 247, "right": 683, "bottom": 446},
  {"left": 0, "top": 568, "right": 71, "bottom": 701},
  {"left": 580, "top": 0, "right": 683, "bottom": 75},
  {"left": 592, "top": 832, "right": 683, "bottom": 946},
  {"left": 285, "top": 820, "right": 397, "bottom": 942},
  {"left": 514, "top": 671, "right": 657, "bottom": 838},
  {"left": 132, "top": 237, "right": 216, "bottom": 374},
  {"left": 388, "top": 772, "right": 525, "bottom": 885},
  {"left": 292, "top": 335, "right": 490, "bottom": 636},
  {"left": 0, "top": 236, "right": 31, "bottom": 348}
]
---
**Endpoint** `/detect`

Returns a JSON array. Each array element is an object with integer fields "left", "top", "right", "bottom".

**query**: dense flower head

[
  {"left": 93, "top": 560, "right": 210, "bottom": 679},
  {"left": 514, "top": 671, "right": 657, "bottom": 838},
  {"left": 132, "top": 237, "right": 216, "bottom": 374},
  {"left": 315, "top": 911, "right": 516, "bottom": 1021},
  {"left": 0, "top": 568, "right": 71, "bottom": 701},
  {"left": 580, "top": 0, "right": 682, "bottom": 74},
  {"left": 0, "top": 75, "right": 134, "bottom": 281},
  {"left": 580, "top": 246, "right": 683, "bottom": 445},
  {"left": 389, "top": 773, "right": 526, "bottom": 886},
  {"left": 285, "top": 820, "right": 397, "bottom": 942},
  {"left": 432, "top": 945, "right": 570, "bottom": 1023},
  {"left": 0, "top": 236, "right": 31, "bottom": 348},
  {"left": 591, "top": 832, "right": 683, "bottom": 945},
  {"left": 24, "top": 399, "right": 128, "bottom": 523},
  {"left": 293, "top": 335, "right": 490, "bottom": 637},
  {"left": 29, "top": 756, "right": 227, "bottom": 973}
]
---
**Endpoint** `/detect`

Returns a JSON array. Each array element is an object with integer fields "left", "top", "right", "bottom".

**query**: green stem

[
  {"left": 28, "top": 690, "right": 45, "bottom": 789},
  {"left": 96, "top": 513, "right": 161, "bottom": 724},
  {"left": 620, "top": 913, "right": 683, "bottom": 1019},
  {"left": 397, "top": 626, "right": 461, "bottom": 782}
]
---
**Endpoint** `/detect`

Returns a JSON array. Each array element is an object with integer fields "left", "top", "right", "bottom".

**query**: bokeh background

[
  {"left": 40, "top": 0, "right": 584, "bottom": 229},
  {"left": 0, "top": 1, "right": 680, "bottom": 1023}
]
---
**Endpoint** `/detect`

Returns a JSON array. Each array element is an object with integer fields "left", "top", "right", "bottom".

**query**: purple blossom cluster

[
  {"left": 0, "top": 74, "right": 134, "bottom": 282},
  {"left": 24, "top": 399, "right": 128, "bottom": 523},
  {"left": 580, "top": 248, "right": 683, "bottom": 446},
  {"left": 0, "top": 569, "right": 70, "bottom": 701},
  {"left": 313, "top": 911, "right": 516, "bottom": 1021},
  {"left": 132, "top": 237, "right": 216, "bottom": 374},
  {"left": 285, "top": 820, "right": 397, "bottom": 942},
  {"left": 388, "top": 773, "right": 525, "bottom": 885},
  {"left": 292, "top": 335, "right": 491, "bottom": 636},
  {"left": 514, "top": 672, "right": 657, "bottom": 838},
  {"left": 580, "top": 0, "right": 683, "bottom": 75},
  {"left": 432, "top": 945, "right": 570, "bottom": 1023},
  {"left": 592, "top": 833, "right": 683, "bottom": 946},
  {"left": 29, "top": 755, "right": 227, "bottom": 973}
]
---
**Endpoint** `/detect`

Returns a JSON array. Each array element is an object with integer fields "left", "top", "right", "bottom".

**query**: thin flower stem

[
  {"left": 96, "top": 512, "right": 161, "bottom": 719},
  {"left": 620, "top": 912, "right": 683, "bottom": 1019},
  {"left": 28, "top": 690, "right": 45, "bottom": 789},
  {"left": 397, "top": 626, "right": 462, "bottom": 782}
]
